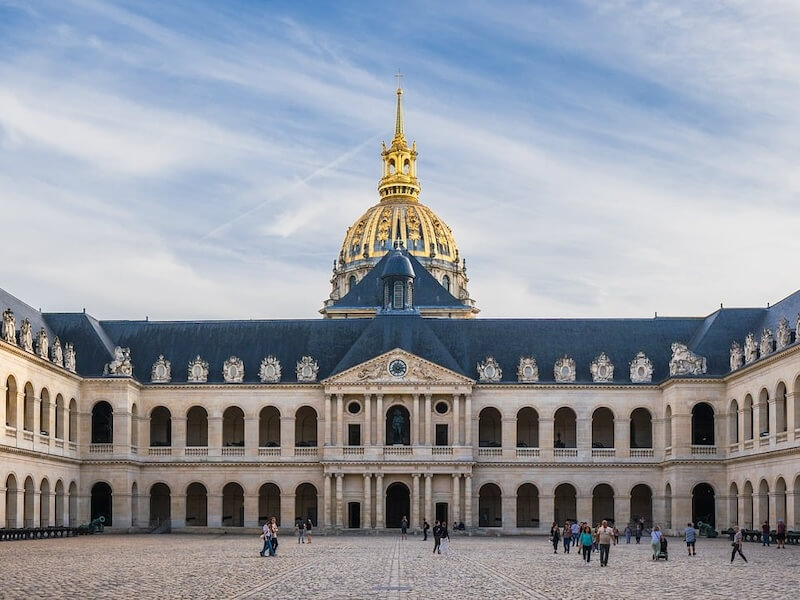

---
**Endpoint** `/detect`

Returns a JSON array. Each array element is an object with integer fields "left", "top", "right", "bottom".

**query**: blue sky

[{"left": 1, "top": 1, "right": 799, "bottom": 320}]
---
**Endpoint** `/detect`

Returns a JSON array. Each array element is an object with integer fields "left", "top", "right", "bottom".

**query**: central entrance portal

[{"left": 385, "top": 482, "right": 410, "bottom": 528}]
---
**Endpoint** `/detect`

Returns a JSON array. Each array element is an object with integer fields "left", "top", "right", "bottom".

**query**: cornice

[
  {"left": 0, "top": 339, "right": 82, "bottom": 382},
  {"left": 0, "top": 444, "right": 82, "bottom": 466},
  {"left": 723, "top": 341, "right": 800, "bottom": 383}
]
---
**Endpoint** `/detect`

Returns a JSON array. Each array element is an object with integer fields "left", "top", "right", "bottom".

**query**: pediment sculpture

[
  {"left": 408, "top": 360, "right": 442, "bottom": 381},
  {"left": 64, "top": 343, "right": 76, "bottom": 373},
  {"left": 477, "top": 357, "right": 502, "bottom": 382},
  {"left": 19, "top": 318, "right": 33, "bottom": 352},
  {"left": 729, "top": 341, "right": 744, "bottom": 372},
  {"left": 590, "top": 352, "right": 614, "bottom": 383},
  {"left": 355, "top": 360, "right": 388, "bottom": 381},
  {"left": 629, "top": 352, "right": 653, "bottom": 383},
  {"left": 759, "top": 328, "right": 774, "bottom": 357},
  {"left": 104, "top": 346, "right": 133, "bottom": 376},
  {"left": 51, "top": 337, "right": 64, "bottom": 367},
  {"left": 744, "top": 333, "right": 757, "bottom": 364},
  {"left": 517, "top": 357, "right": 539, "bottom": 382},
  {"left": 35, "top": 328, "right": 49, "bottom": 360},
  {"left": 223, "top": 356, "right": 244, "bottom": 383},
  {"left": 259, "top": 356, "right": 282, "bottom": 383},
  {"left": 151, "top": 355, "right": 172, "bottom": 383},
  {"left": 2, "top": 309, "right": 15, "bottom": 344},
  {"left": 554, "top": 355, "right": 576, "bottom": 383},
  {"left": 668, "top": 342, "right": 706, "bottom": 376},
  {"left": 296, "top": 356, "right": 319, "bottom": 382},
  {"left": 776, "top": 318, "right": 791, "bottom": 350},
  {"left": 187, "top": 355, "right": 209, "bottom": 383}
]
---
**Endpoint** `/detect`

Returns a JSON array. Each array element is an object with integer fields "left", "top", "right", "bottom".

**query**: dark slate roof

[
  {"left": 382, "top": 249, "right": 415, "bottom": 278},
  {"left": 332, "top": 252, "right": 468, "bottom": 311}
]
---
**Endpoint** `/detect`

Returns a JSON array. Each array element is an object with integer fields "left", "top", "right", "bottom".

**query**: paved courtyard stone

[{"left": 1, "top": 534, "right": 798, "bottom": 599}]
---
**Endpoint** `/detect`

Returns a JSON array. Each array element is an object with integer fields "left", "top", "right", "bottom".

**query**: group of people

[
  {"left": 421, "top": 519, "right": 451, "bottom": 554},
  {"left": 258, "top": 517, "right": 313, "bottom": 557},
  {"left": 549, "top": 519, "right": 616, "bottom": 566}
]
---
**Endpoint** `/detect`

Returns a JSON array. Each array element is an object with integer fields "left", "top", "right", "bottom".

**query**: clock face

[{"left": 388, "top": 359, "right": 407, "bottom": 378}]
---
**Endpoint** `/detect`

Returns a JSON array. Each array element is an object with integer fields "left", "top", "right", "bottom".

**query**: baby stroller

[{"left": 655, "top": 536, "right": 668, "bottom": 560}]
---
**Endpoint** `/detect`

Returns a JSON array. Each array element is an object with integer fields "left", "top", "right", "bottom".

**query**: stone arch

[
  {"left": 295, "top": 483, "right": 317, "bottom": 526},
  {"left": 259, "top": 483, "right": 281, "bottom": 524},
  {"left": 385, "top": 404, "right": 410, "bottom": 446},
  {"left": 186, "top": 406, "right": 208, "bottom": 447},
  {"left": 55, "top": 479, "right": 65, "bottom": 526},
  {"left": 222, "top": 406, "right": 245, "bottom": 447},
  {"left": 23, "top": 382, "right": 34, "bottom": 432},
  {"left": 68, "top": 398, "right": 77, "bottom": 443},
  {"left": 5, "top": 474, "right": 18, "bottom": 527},
  {"left": 553, "top": 407, "right": 576, "bottom": 448},
  {"left": 55, "top": 393, "right": 65, "bottom": 439},
  {"left": 149, "top": 406, "right": 171, "bottom": 447},
  {"left": 775, "top": 382, "right": 787, "bottom": 433},
  {"left": 39, "top": 387, "right": 50, "bottom": 436},
  {"left": 5, "top": 375, "right": 17, "bottom": 428},
  {"left": 692, "top": 482, "right": 715, "bottom": 528},
  {"left": 743, "top": 480, "right": 754, "bottom": 528},
  {"left": 39, "top": 477, "right": 51, "bottom": 527},
  {"left": 91, "top": 481, "right": 113, "bottom": 526},
  {"left": 775, "top": 477, "right": 787, "bottom": 524},
  {"left": 222, "top": 482, "right": 244, "bottom": 526},
  {"left": 630, "top": 407, "right": 652, "bottom": 448},
  {"left": 664, "top": 483, "right": 672, "bottom": 529},
  {"left": 295, "top": 406, "right": 318, "bottom": 447},
  {"left": 728, "top": 399, "right": 739, "bottom": 443},
  {"left": 149, "top": 482, "right": 171, "bottom": 527},
  {"left": 91, "top": 401, "right": 114, "bottom": 444},
  {"left": 186, "top": 482, "right": 207, "bottom": 527},
  {"left": 743, "top": 394, "right": 754, "bottom": 440},
  {"left": 516, "top": 483, "right": 539, "bottom": 528},
  {"left": 478, "top": 483, "right": 502, "bottom": 527},
  {"left": 23, "top": 476, "right": 35, "bottom": 527},
  {"left": 630, "top": 483, "right": 652, "bottom": 526},
  {"left": 259, "top": 406, "right": 281, "bottom": 447},
  {"left": 516, "top": 407, "right": 539, "bottom": 448},
  {"left": 478, "top": 407, "right": 502, "bottom": 447},
  {"left": 728, "top": 482, "right": 739, "bottom": 527},
  {"left": 691, "top": 402, "right": 714, "bottom": 445},
  {"left": 592, "top": 483, "right": 615, "bottom": 525},
  {"left": 758, "top": 479, "right": 770, "bottom": 525},
  {"left": 68, "top": 481, "right": 78, "bottom": 526},
  {"left": 591, "top": 407, "right": 615, "bottom": 448},
  {"left": 554, "top": 483, "right": 577, "bottom": 526}
]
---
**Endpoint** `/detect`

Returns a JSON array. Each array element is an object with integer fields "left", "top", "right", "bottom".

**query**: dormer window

[{"left": 393, "top": 281, "right": 404, "bottom": 309}]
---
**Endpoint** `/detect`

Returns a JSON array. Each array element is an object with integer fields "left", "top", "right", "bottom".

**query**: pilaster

[
  {"left": 375, "top": 474, "right": 384, "bottom": 528},
  {"left": 452, "top": 394, "right": 460, "bottom": 445},
  {"left": 363, "top": 474, "right": 372, "bottom": 529},
  {"left": 412, "top": 474, "right": 421, "bottom": 529}
]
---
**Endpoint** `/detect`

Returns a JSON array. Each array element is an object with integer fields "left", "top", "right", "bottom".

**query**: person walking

[
  {"left": 596, "top": 520, "right": 613, "bottom": 567},
  {"left": 761, "top": 521, "right": 771, "bottom": 547},
  {"left": 612, "top": 525, "right": 619, "bottom": 545},
  {"left": 635, "top": 521, "right": 643, "bottom": 544},
  {"left": 580, "top": 525, "right": 593, "bottom": 564},
  {"left": 572, "top": 521, "right": 581, "bottom": 556},
  {"left": 563, "top": 520, "right": 573, "bottom": 554},
  {"left": 650, "top": 525, "right": 662, "bottom": 560},
  {"left": 684, "top": 522, "right": 697, "bottom": 556},
  {"left": 549, "top": 521, "right": 561, "bottom": 553},
  {"left": 269, "top": 517, "right": 279, "bottom": 556},
  {"left": 624, "top": 524, "right": 632, "bottom": 544},
  {"left": 731, "top": 526, "right": 748, "bottom": 563},
  {"left": 306, "top": 518, "right": 313, "bottom": 544},
  {"left": 432, "top": 520, "right": 442, "bottom": 554},
  {"left": 423, "top": 519, "right": 430, "bottom": 541},
  {"left": 439, "top": 520, "right": 450, "bottom": 554},
  {"left": 776, "top": 519, "right": 786, "bottom": 549},
  {"left": 297, "top": 518, "right": 306, "bottom": 544},
  {"left": 400, "top": 515, "right": 409, "bottom": 540},
  {"left": 259, "top": 519, "right": 272, "bottom": 557}
]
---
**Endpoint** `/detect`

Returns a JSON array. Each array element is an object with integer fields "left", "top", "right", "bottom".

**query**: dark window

[
  {"left": 435, "top": 424, "right": 448, "bottom": 446},
  {"left": 348, "top": 424, "right": 361, "bottom": 446}
]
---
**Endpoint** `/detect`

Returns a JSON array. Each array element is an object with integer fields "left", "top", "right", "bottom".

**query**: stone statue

[
  {"left": 729, "top": 341, "right": 744, "bottom": 371},
  {"left": 64, "top": 342, "right": 76, "bottom": 373},
  {"left": 517, "top": 356, "right": 539, "bottom": 382},
  {"left": 151, "top": 355, "right": 171, "bottom": 383},
  {"left": 744, "top": 333, "right": 758, "bottom": 364},
  {"left": 391, "top": 408, "right": 406, "bottom": 444},
  {"left": 51, "top": 336, "right": 63, "bottom": 367},
  {"left": 35, "top": 328, "right": 49, "bottom": 360},
  {"left": 104, "top": 346, "right": 133, "bottom": 376},
  {"left": 669, "top": 342, "right": 707, "bottom": 376},
  {"left": 759, "top": 328, "right": 774, "bottom": 357},
  {"left": 590, "top": 352, "right": 614, "bottom": 383},
  {"left": 2, "top": 309, "right": 15, "bottom": 344},
  {"left": 776, "top": 317, "right": 791, "bottom": 350},
  {"left": 554, "top": 355, "right": 576, "bottom": 383},
  {"left": 629, "top": 352, "right": 653, "bottom": 383},
  {"left": 19, "top": 318, "right": 33, "bottom": 352}
]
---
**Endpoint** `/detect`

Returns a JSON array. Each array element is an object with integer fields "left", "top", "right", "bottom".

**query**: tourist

[
  {"left": 776, "top": 519, "right": 786, "bottom": 549},
  {"left": 297, "top": 518, "right": 306, "bottom": 544},
  {"left": 684, "top": 522, "right": 696, "bottom": 556},
  {"left": 761, "top": 520, "right": 770, "bottom": 547},
  {"left": 592, "top": 523, "right": 600, "bottom": 552},
  {"left": 550, "top": 521, "right": 560, "bottom": 553},
  {"left": 306, "top": 518, "right": 313, "bottom": 544},
  {"left": 580, "top": 525, "right": 593, "bottom": 563},
  {"left": 650, "top": 525, "right": 662, "bottom": 560},
  {"left": 259, "top": 519, "right": 272, "bottom": 557},
  {"left": 730, "top": 526, "right": 748, "bottom": 563},
  {"left": 596, "top": 520, "right": 614, "bottom": 567},
  {"left": 563, "top": 520, "right": 573, "bottom": 553},
  {"left": 432, "top": 520, "right": 442, "bottom": 554},
  {"left": 571, "top": 521, "right": 581, "bottom": 554},
  {"left": 612, "top": 525, "right": 619, "bottom": 545},
  {"left": 423, "top": 519, "right": 430, "bottom": 541},
  {"left": 400, "top": 515, "right": 409, "bottom": 540},
  {"left": 269, "top": 517, "right": 279, "bottom": 555},
  {"left": 440, "top": 520, "right": 450, "bottom": 554},
  {"left": 635, "top": 521, "right": 643, "bottom": 544},
  {"left": 624, "top": 524, "right": 632, "bottom": 544}
]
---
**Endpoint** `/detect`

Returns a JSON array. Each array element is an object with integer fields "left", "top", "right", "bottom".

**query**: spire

[
  {"left": 394, "top": 86, "right": 404, "bottom": 139},
  {"left": 379, "top": 76, "right": 419, "bottom": 202}
]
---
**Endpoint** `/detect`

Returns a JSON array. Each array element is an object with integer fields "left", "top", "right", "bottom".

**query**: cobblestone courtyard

[{"left": 1, "top": 533, "right": 797, "bottom": 599}]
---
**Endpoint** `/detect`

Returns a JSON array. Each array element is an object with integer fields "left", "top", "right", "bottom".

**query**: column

[
  {"left": 208, "top": 416, "right": 223, "bottom": 456},
  {"left": 112, "top": 490, "right": 131, "bottom": 529},
  {"left": 363, "top": 393, "right": 371, "bottom": 446},
  {"left": 376, "top": 395, "right": 384, "bottom": 446},
  {"left": 244, "top": 494, "right": 259, "bottom": 528},
  {"left": 0, "top": 486, "right": 5, "bottom": 528},
  {"left": 672, "top": 494, "right": 692, "bottom": 530},
  {"left": 452, "top": 394, "right": 460, "bottom": 445},
  {"left": 412, "top": 474, "right": 421, "bottom": 528},
  {"left": 335, "top": 473, "right": 344, "bottom": 528},
  {"left": 336, "top": 394, "right": 344, "bottom": 446},
  {"left": 615, "top": 418, "right": 630, "bottom": 459},
  {"left": 737, "top": 493, "right": 746, "bottom": 529},
  {"left": 280, "top": 494, "right": 295, "bottom": 530},
  {"left": 464, "top": 394, "right": 472, "bottom": 446},
  {"left": 208, "top": 493, "right": 223, "bottom": 527},
  {"left": 424, "top": 394, "right": 432, "bottom": 446},
  {"left": 363, "top": 474, "right": 372, "bottom": 529},
  {"left": 323, "top": 474, "right": 332, "bottom": 529},
  {"left": 464, "top": 475, "right": 473, "bottom": 528},
  {"left": 540, "top": 493, "right": 554, "bottom": 529},
  {"left": 244, "top": 417, "right": 258, "bottom": 456},
  {"left": 539, "top": 417, "right": 554, "bottom": 460},
  {"left": 452, "top": 474, "right": 460, "bottom": 524},
  {"left": 411, "top": 394, "right": 419, "bottom": 445},
  {"left": 48, "top": 490, "right": 56, "bottom": 527},
  {"left": 280, "top": 415, "right": 294, "bottom": 451},
  {"left": 32, "top": 490, "right": 40, "bottom": 527},
  {"left": 786, "top": 492, "right": 796, "bottom": 529},
  {"left": 172, "top": 416, "right": 187, "bottom": 453},
  {"left": 324, "top": 394, "right": 332, "bottom": 445},
  {"left": 424, "top": 474, "right": 433, "bottom": 524},
  {"left": 171, "top": 493, "right": 187, "bottom": 529},
  {"left": 577, "top": 494, "right": 592, "bottom": 524},
  {"left": 15, "top": 489, "right": 24, "bottom": 528},
  {"left": 375, "top": 474, "right": 384, "bottom": 528},
  {"left": 616, "top": 494, "right": 631, "bottom": 529}
]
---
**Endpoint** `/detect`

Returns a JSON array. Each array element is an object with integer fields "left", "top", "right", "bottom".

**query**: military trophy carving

[
  {"left": 105, "top": 346, "right": 133, "bottom": 376},
  {"left": 223, "top": 356, "right": 244, "bottom": 383},
  {"left": 554, "top": 355, "right": 576, "bottom": 383},
  {"left": 629, "top": 352, "right": 653, "bottom": 383},
  {"left": 477, "top": 357, "right": 502, "bottom": 382},
  {"left": 668, "top": 342, "right": 706, "bottom": 376},
  {"left": 187, "top": 355, "right": 209, "bottom": 383},
  {"left": 259, "top": 356, "right": 281, "bottom": 383},
  {"left": 729, "top": 341, "right": 744, "bottom": 371},
  {"left": 590, "top": 352, "right": 614, "bottom": 383},
  {"left": 151, "top": 355, "right": 172, "bottom": 383},
  {"left": 517, "top": 356, "right": 539, "bottom": 382},
  {"left": 296, "top": 356, "right": 319, "bottom": 382}
]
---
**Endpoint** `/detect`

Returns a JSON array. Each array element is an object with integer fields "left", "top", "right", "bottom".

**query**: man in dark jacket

[
  {"left": 432, "top": 520, "right": 442, "bottom": 554},
  {"left": 423, "top": 519, "right": 430, "bottom": 541}
]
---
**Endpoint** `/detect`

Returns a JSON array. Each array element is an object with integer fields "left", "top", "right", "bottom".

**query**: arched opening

[
  {"left": 664, "top": 406, "right": 672, "bottom": 447},
  {"left": 553, "top": 407, "right": 576, "bottom": 448},
  {"left": 442, "top": 275, "right": 451, "bottom": 293},
  {"left": 691, "top": 403, "right": 714, "bottom": 445},
  {"left": 259, "top": 406, "right": 281, "bottom": 447},
  {"left": 131, "top": 482, "right": 138, "bottom": 527},
  {"left": 591, "top": 407, "right": 614, "bottom": 448},
  {"left": 23, "top": 476, "right": 34, "bottom": 527},
  {"left": 743, "top": 395, "right": 754, "bottom": 440},
  {"left": 729, "top": 399, "right": 739, "bottom": 443},
  {"left": 186, "top": 406, "right": 208, "bottom": 447},
  {"left": 554, "top": 483, "right": 576, "bottom": 526},
  {"left": 91, "top": 401, "right": 114, "bottom": 444},
  {"left": 758, "top": 388, "right": 770, "bottom": 437},
  {"left": 478, "top": 407, "right": 501, "bottom": 447},
  {"left": 295, "top": 406, "right": 318, "bottom": 447},
  {"left": 385, "top": 405, "right": 410, "bottom": 446},
  {"left": 592, "top": 483, "right": 615, "bottom": 525},
  {"left": 348, "top": 275, "right": 356, "bottom": 292},
  {"left": 68, "top": 481, "right": 77, "bottom": 526},
  {"left": 758, "top": 479, "right": 770, "bottom": 525},
  {"left": 743, "top": 481, "right": 754, "bottom": 528},
  {"left": 385, "top": 482, "right": 411, "bottom": 528},
  {"left": 776, "top": 383, "right": 787, "bottom": 433},
  {"left": 794, "top": 476, "right": 800, "bottom": 530},
  {"left": 40, "top": 388, "right": 50, "bottom": 435},
  {"left": 185, "top": 482, "right": 207, "bottom": 527},
  {"left": 775, "top": 478, "right": 787, "bottom": 524},
  {"left": 629, "top": 408, "right": 652, "bottom": 448},
  {"left": 55, "top": 394, "right": 64, "bottom": 439},
  {"left": 728, "top": 482, "right": 739, "bottom": 527},
  {"left": 295, "top": 483, "right": 317, "bottom": 526},
  {"left": 692, "top": 483, "right": 715, "bottom": 528},
  {"left": 55, "top": 480, "right": 65, "bottom": 526},
  {"left": 68, "top": 398, "right": 77, "bottom": 443},
  {"left": 91, "top": 482, "right": 113, "bottom": 526},
  {"left": 630, "top": 484, "right": 652, "bottom": 527},
  {"left": 23, "top": 382, "right": 34, "bottom": 432},
  {"left": 149, "top": 406, "right": 171, "bottom": 446},
  {"left": 516, "top": 483, "right": 539, "bottom": 528},
  {"left": 5, "top": 375, "right": 17, "bottom": 427},
  {"left": 222, "top": 407, "right": 244, "bottom": 447},
  {"left": 478, "top": 483, "right": 502, "bottom": 527},
  {"left": 39, "top": 478, "right": 50, "bottom": 527},
  {"left": 259, "top": 483, "right": 281, "bottom": 524},
  {"left": 664, "top": 483, "right": 672, "bottom": 529},
  {"left": 516, "top": 408, "right": 539, "bottom": 448},
  {"left": 149, "top": 483, "right": 171, "bottom": 527},
  {"left": 222, "top": 482, "right": 244, "bottom": 526},
  {"left": 5, "top": 475, "right": 17, "bottom": 527}
]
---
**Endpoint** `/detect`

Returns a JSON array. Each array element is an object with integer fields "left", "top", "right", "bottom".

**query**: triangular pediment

[{"left": 322, "top": 348, "right": 474, "bottom": 386}]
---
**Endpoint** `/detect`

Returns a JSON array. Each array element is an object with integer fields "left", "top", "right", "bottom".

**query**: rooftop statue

[
  {"left": 729, "top": 341, "right": 744, "bottom": 371},
  {"left": 35, "top": 328, "right": 49, "bottom": 360},
  {"left": 2, "top": 309, "right": 15, "bottom": 344},
  {"left": 629, "top": 352, "right": 653, "bottom": 383},
  {"left": 51, "top": 336, "right": 63, "bottom": 367},
  {"left": 759, "top": 328, "right": 774, "bottom": 358},
  {"left": 64, "top": 342, "right": 76, "bottom": 373},
  {"left": 669, "top": 342, "right": 706, "bottom": 376},
  {"left": 744, "top": 333, "right": 757, "bottom": 364},
  {"left": 105, "top": 346, "right": 133, "bottom": 376},
  {"left": 19, "top": 319, "right": 33, "bottom": 353},
  {"left": 776, "top": 318, "right": 791, "bottom": 350}
]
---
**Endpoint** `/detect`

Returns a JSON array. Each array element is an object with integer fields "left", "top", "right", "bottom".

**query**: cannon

[
  {"left": 78, "top": 515, "right": 106, "bottom": 534},
  {"left": 696, "top": 520, "right": 718, "bottom": 538}
]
